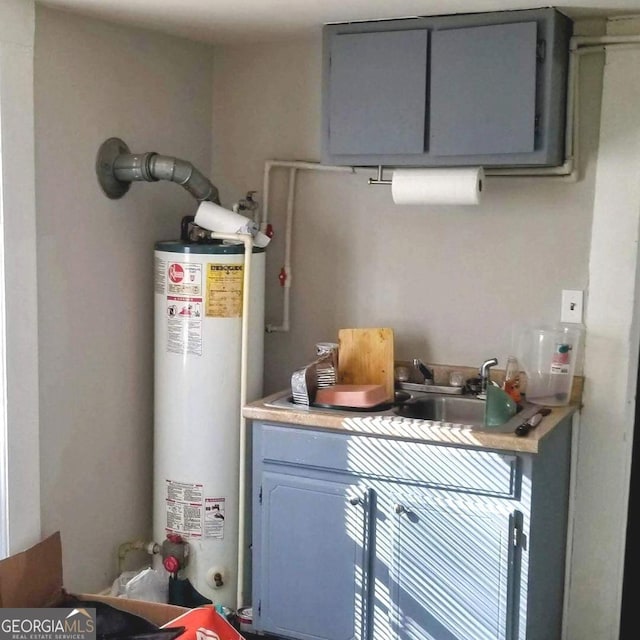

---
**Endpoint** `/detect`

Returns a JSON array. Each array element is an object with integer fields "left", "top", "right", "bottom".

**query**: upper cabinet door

[
  {"left": 429, "top": 21, "right": 538, "bottom": 157},
  {"left": 327, "top": 29, "right": 428, "bottom": 156}
]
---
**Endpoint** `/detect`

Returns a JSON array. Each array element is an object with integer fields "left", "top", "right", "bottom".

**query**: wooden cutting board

[{"left": 338, "top": 328, "right": 395, "bottom": 400}]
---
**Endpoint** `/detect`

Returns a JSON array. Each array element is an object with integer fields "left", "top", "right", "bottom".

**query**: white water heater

[{"left": 153, "top": 239, "right": 265, "bottom": 607}]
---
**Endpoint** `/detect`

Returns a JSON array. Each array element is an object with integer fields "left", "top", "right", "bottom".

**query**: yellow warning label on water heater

[{"left": 206, "top": 264, "right": 244, "bottom": 318}]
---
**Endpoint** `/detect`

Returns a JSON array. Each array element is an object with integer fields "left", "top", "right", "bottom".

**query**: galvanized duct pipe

[{"left": 96, "top": 137, "right": 220, "bottom": 203}]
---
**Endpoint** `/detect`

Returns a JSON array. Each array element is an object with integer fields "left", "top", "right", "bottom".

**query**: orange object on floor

[{"left": 164, "top": 606, "right": 245, "bottom": 640}]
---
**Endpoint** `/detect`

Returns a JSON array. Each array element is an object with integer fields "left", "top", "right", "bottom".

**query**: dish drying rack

[{"left": 291, "top": 353, "right": 336, "bottom": 406}]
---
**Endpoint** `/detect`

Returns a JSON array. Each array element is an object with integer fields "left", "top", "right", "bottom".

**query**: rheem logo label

[{"left": 169, "top": 263, "right": 184, "bottom": 283}]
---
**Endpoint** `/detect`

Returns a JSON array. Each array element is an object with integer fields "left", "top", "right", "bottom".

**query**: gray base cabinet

[{"left": 251, "top": 420, "right": 572, "bottom": 640}]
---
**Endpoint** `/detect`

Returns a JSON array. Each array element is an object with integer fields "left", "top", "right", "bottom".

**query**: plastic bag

[
  {"left": 110, "top": 570, "right": 140, "bottom": 597},
  {"left": 110, "top": 567, "right": 169, "bottom": 603},
  {"left": 125, "top": 567, "right": 169, "bottom": 603}
]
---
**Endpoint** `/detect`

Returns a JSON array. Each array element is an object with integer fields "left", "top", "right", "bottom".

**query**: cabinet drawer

[{"left": 255, "top": 423, "right": 519, "bottom": 498}]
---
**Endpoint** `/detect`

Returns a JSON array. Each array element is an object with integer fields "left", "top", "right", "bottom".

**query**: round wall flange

[{"left": 96, "top": 137, "right": 131, "bottom": 199}]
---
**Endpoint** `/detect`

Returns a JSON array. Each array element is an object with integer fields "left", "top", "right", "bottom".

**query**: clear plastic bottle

[
  {"left": 519, "top": 324, "right": 583, "bottom": 406},
  {"left": 502, "top": 356, "right": 522, "bottom": 403}
]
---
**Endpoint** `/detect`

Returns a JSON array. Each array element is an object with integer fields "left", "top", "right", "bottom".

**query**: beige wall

[
  {"left": 31, "top": 7, "right": 636, "bottom": 638},
  {"left": 211, "top": 35, "right": 640, "bottom": 640},
  {"left": 34, "top": 6, "right": 214, "bottom": 592},
  {"left": 211, "top": 38, "right": 603, "bottom": 393}
]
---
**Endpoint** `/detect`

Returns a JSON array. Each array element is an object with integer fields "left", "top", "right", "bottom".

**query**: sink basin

[
  {"left": 263, "top": 388, "right": 537, "bottom": 431},
  {"left": 393, "top": 395, "right": 486, "bottom": 426}
]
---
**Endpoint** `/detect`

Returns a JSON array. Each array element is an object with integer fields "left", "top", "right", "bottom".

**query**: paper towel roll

[
  {"left": 195, "top": 201, "right": 270, "bottom": 247},
  {"left": 391, "top": 167, "right": 484, "bottom": 205}
]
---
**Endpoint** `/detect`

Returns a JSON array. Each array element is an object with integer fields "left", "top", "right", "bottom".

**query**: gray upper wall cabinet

[{"left": 321, "top": 8, "right": 573, "bottom": 167}]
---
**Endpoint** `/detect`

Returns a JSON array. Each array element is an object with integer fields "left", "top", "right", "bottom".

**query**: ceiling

[{"left": 37, "top": 0, "right": 639, "bottom": 45}]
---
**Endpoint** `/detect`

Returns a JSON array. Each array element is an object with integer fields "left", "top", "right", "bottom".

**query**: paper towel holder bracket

[
  {"left": 368, "top": 165, "right": 392, "bottom": 186},
  {"left": 367, "top": 165, "right": 484, "bottom": 194}
]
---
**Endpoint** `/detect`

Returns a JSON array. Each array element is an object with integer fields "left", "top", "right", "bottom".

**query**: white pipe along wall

[
  {"left": 208, "top": 230, "right": 254, "bottom": 611},
  {"left": 262, "top": 160, "right": 353, "bottom": 333},
  {"left": 261, "top": 32, "right": 640, "bottom": 339}
]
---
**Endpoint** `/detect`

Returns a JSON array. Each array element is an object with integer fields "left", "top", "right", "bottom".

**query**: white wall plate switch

[{"left": 561, "top": 289, "right": 584, "bottom": 323}]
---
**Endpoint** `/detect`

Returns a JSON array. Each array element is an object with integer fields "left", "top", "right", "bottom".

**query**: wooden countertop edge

[{"left": 243, "top": 391, "right": 577, "bottom": 454}]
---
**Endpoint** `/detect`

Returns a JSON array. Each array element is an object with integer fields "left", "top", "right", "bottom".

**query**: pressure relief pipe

[
  {"left": 96, "top": 137, "right": 220, "bottom": 203},
  {"left": 197, "top": 229, "right": 254, "bottom": 611}
]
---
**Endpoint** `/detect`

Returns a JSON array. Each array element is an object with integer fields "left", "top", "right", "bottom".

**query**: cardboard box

[{"left": 0, "top": 533, "right": 244, "bottom": 640}]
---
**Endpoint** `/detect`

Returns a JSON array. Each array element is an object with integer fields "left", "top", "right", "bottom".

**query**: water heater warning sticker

[
  {"left": 165, "top": 262, "right": 203, "bottom": 356},
  {"left": 204, "top": 497, "right": 225, "bottom": 539},
  {"left": 165, "top": 480, "right": 204, "bottom": 538},
  {"left": 206, "top": 264, "right": 243, "bottom": 318}
]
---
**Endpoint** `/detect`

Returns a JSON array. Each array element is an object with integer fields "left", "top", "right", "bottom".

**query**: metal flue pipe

[{"left": 96, "top": 137, "right": 220, "bottom": 203}]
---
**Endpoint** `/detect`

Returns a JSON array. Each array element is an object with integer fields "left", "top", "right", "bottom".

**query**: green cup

[{"left": 484, "top": 384, "right": 518, "bottom": 427}]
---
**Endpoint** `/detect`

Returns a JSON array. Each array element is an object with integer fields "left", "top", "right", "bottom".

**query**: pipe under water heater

[{"left": 96, "top": 138, "right": 267, "bottom": 608}]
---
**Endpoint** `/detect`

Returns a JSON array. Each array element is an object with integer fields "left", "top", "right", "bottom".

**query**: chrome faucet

[
  {"left": 413, "top": 358, "right": 434, "bottom": 385},
  {"left": 479, "top": 357, "right": 499, "bottom": 395}
]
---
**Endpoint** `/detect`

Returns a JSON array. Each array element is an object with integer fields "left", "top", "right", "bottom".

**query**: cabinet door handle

[
  {"left": 349, "top": 496, "right": 364, "bottom": 506},
  {"left": 395, "top": 503, "right": 410, "bottom": 515}
]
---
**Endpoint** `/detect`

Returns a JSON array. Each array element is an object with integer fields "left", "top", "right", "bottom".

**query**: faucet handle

[{"left": 413, "top": 358, "right": 434, "bottom": 384}]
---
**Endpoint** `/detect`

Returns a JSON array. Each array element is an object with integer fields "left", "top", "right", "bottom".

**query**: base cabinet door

[
  {"left": 373, "top": 487, "right": 523, "bottom": 640},
  {"left": 253, "top": 471, "right": 369, "bottom": 640}
]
